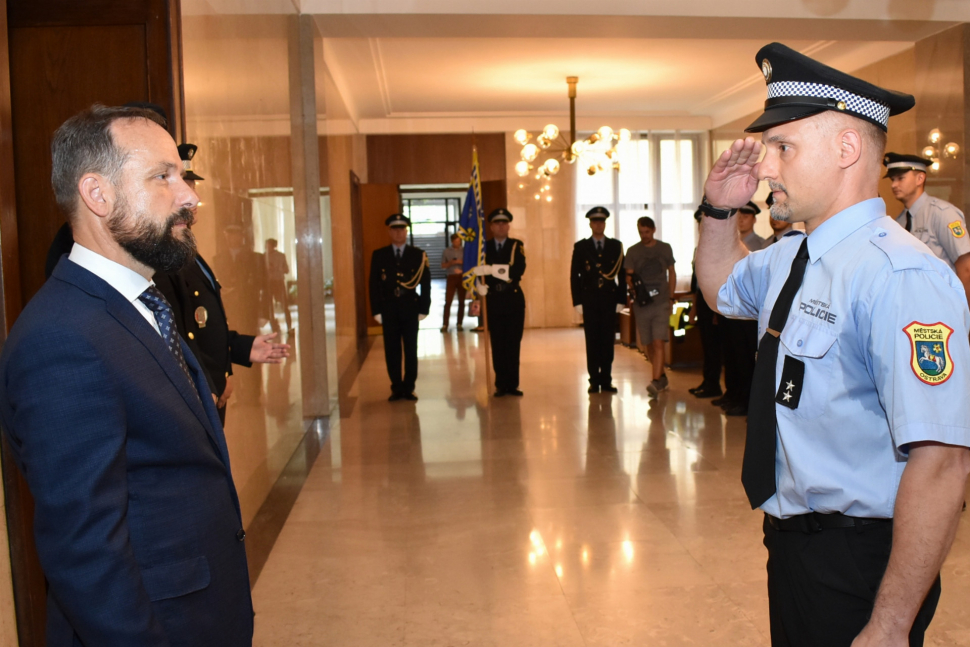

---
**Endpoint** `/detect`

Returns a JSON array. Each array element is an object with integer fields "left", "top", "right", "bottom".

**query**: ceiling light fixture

[
  {"left": 923, "top": 129, "right": 960, "bottom": 173},
  {"left": 514, "top": 77, "right": 631, "bottom": 188}
]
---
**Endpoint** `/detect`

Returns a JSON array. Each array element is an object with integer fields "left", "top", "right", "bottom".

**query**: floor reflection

[{"left": 251, "top": 328, "right": 970, "bottom": 646}]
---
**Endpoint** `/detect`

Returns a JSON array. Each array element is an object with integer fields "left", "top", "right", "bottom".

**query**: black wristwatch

[{"left": 698, "top": 195, "right": 738, "bottom": 220}]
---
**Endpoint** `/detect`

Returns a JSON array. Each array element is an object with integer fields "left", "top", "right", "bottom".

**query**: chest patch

[
  {"left": 903, "top": 322, "right": 955, "bottom": 385},
  {"left": 775, "top": 356, "right": 805, "bottom": 409},
  {"left": 949, "top": 221, "right": 966, "bottom": 238}
]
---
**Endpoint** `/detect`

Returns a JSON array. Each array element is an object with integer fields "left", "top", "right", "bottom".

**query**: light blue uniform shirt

[{"left": 718, "top": 198, "right": 970, "bottom": 519}]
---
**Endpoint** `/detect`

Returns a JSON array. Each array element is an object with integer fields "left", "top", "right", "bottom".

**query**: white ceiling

[{"left": 181, "top": 1, "right": 954, "bottom": 135}]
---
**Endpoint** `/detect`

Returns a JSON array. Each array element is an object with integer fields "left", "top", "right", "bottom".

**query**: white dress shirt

[{"left": 68, "top": 243, "right": 160, "bottom": 335}]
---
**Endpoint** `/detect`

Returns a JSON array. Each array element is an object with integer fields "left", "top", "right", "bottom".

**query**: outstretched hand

[
  {"left": 704, "top": 137, "right": 763, "bottom": 209},
  {"left": 250, "top": 333, "right": 291, "bottom": 364}
]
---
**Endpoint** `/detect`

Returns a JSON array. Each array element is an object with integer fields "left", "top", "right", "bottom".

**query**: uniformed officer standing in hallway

[
  {"left": 370, "top": 214, "right": 432, "bottom": 401},
  {"left": 698, "top": 42, "right": 970, "bottom": 646},
  {"left": 765, "top": 194, "right": 794, "bottom": 245},
  {"left": 474, "top": 208, "right": 527, "bottom": 397},
  {"left": 885, "top": 152, "right": 970, "bottom": 304},
  {"left": 156, "top": 144, "right": 290, "bottom": 425},
  {"left": 571, "top": 206, "right": 625, "bottom": 393}
]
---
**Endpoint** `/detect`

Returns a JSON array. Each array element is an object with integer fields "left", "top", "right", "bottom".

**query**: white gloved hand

[
  {"left": 471, "top": 265, "right": 493, "bottom": 276},
  {"left": 492, "top": 264, "right": 511, "bottom": 282},
  {"left": 574, "top": 305, "right": 583, "bottom": 316},
  {"left": 616, "top": 304, "right": 625, "bottom": 313},
  {"left": 374, "top": 314, "right": 382, "bottom": 324},
  {"left": 478, "top": 283, "right": 489, "bottom": 296},
  {"left": 419, "top": 314, "right": 427, "bottom": 321}
]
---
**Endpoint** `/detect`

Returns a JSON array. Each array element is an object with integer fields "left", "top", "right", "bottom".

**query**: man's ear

[
  {"left": 837, "top": 129, "right": 863, "bottom": 169},
  {"left": 916, "top": 171, "right": 927, "bottom": 189},
  {"left": 77, "top": 173, "right": 114, "bottom": 218}
]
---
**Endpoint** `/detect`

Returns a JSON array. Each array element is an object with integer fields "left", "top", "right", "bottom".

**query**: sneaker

[
  {"left": 646, "top": 380, "right": 661, "bottom": 398},
  {"left": 659, "top": 374, "right": 669, "bottom": 390}
]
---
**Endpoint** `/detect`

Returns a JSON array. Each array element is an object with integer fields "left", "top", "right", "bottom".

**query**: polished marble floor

[{"left": 252, "top": 328, "right": 970, "bottom": 646}]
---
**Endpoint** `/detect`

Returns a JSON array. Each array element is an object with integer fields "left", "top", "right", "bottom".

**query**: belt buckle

[{"left": 495, "top": 283, "right": 506, "bottom": 292}]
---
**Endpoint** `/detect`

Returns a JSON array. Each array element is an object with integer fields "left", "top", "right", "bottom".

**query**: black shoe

[
  {"left": 692, "top": 387, "right": 723, "bottom": 399},
  {"left": 388, "top": 393, "right": 403, "bottom": 402},
  {"left": 588, "top": 385, "right": 600, "bottom": 394},
  {"left": 493, "top": 390, "right": 506, "bottom": 397},
  {"left": 688, "top": 383, "right": 706, "bottom": 395},
  {"left": 601, "top": 384, "right": 618, "bottom": 393},
  {"left": 402, "top": 393, "right": 418, "bottom": 401},
  {"left": 724, "top": 404, "right": 748, "bottom": 416},
  {"left": 508, "top": 389, "right": 524, "bottom": 396},
  {"left": 711, "top": 395, "right": 732, "bottom": 407}
]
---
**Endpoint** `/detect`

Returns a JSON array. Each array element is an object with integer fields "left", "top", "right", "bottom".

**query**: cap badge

[{"left": 761, "top": 59, "right": 772, "bottom": 82}]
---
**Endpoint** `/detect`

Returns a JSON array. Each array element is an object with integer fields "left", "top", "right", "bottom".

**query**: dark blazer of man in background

[{"left": 0, "top": 105, "right": 253, "bottom": 646}]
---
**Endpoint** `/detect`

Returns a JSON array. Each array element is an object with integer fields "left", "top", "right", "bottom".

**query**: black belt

[{"left": 766, "top": 512, "right": 891, "bottom": 534}]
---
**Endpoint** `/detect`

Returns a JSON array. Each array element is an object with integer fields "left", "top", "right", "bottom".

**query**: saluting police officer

[
  {"left": 571, "top": 206, "right": 625, "bottom": 393},
  {"left": 369, "top": 214, "right": 432, "bottom": 401},
  {"left": 697, "top": 43, "right": 970, "bottom": 645},
  {"left": 475, "top": 208, "right": 527, "bottom": 397},
  {"left": 885, "top": 152, "right": 970, "bottom": 304}
]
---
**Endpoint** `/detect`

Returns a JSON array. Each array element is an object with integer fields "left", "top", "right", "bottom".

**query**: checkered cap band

[{"left": 767, "top": 81, "right": 891, "bottom": 127}]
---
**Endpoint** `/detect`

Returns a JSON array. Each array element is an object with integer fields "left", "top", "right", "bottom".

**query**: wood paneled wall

[{"left": 366, "top": 133, "right": 506, "bottom": 185}]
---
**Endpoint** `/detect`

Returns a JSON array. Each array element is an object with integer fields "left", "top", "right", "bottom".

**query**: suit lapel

[{"left": 180, "top": 337, "right": 232, "bottom": 467}]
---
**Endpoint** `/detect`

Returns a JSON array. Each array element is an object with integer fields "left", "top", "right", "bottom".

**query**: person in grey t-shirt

[
  {"left": 440, "top": 233, "right": 466, "bottom": 331},
  {"left": 623, "top": 216, "right": 676, "bottom": 397}
]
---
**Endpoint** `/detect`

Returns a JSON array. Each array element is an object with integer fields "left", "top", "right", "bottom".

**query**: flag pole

[{"left": 472, "top": 145, "right": 494, "bottom": 396}]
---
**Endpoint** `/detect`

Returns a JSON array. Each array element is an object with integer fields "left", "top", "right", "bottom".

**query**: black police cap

[
  {"left": 585, "top": 206, "right": 610, "bottom": 220},
  {"left": 745, "top": 43, "right": 915, "bottom": 134},
  {"left": 882, "top": 152, "right": 932, "bottom": 178},
  {"left": 738, "top": 201, "right": 761, "bottom": 216},
  {"left": 178, "top": 143, "right": 205, "bottom": 182},
  {"left": 385, "top": 214, "right": 410, "bottom": 227},
  {"left": 488, "top": 208, "right": 513, "bottom": 223}
]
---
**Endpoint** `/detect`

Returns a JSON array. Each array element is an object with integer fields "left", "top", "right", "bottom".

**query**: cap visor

[
  {"left": 184, "top": 171, "right": 204, "bottom": 181},
  {"left": 744, "top": 105, "right": 827, "bottom": 133}
]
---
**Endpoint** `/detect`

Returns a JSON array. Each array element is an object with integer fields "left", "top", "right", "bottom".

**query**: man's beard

[
  {"left": 768, "top": 181, "right": 793, "bottom": 222},
  {"left": 108, "top": 200, "right": 197, "bottom": 273}
]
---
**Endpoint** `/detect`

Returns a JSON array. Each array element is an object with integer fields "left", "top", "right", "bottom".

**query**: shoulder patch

[
  {"left": 949, "top": 220, "right": 966, "bottom": 238},
  {"left": 903, "top": 322, "right": 954, "bottom": 385}
]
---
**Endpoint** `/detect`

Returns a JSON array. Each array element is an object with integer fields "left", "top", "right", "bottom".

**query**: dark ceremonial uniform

[
  {"left": 369, "top": 244, "right": 431, "bottom": 396},
  {"left": 155, "top": 256, "right": 254, "bottom": 425},
  {"left": 571, "top": 237, "right": 624, "bottom": 388},
  {"left": 485, "top": 237, "right": 527, "bottom": 393}
]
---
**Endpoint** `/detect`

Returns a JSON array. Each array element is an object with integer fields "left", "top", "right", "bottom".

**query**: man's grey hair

[{"left": 51, "top": 104, "right": 167, "bottom": 218}]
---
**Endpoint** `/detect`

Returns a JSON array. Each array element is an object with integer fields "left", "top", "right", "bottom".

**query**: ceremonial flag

[{"left": 459, "top": 149, "right": 486, "bottom": 295}]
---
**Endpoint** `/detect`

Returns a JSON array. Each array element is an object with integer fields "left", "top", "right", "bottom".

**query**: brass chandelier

[{"left": 514, "top": 77, "right": 631, "bottom": 185}]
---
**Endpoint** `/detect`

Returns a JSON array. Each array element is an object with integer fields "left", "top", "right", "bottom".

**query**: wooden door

[
  {"left": 3, "top": 2, "right": 182, "bottom": 644},
  {"left": 359, "top": 183, "right": 400, "bottom": 326}
]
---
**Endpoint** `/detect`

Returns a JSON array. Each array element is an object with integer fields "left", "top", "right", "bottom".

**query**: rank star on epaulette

[
  {"left": 904, "top": 322, "right": 955, "bottom": 385},
  {"left": 775, "top": 356, "right": 805, "bottom": 409}
]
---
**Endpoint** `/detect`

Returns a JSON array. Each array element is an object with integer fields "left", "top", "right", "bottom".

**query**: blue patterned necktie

[{"left": 138, "top": 285, "right": 197, "bottom": 393}]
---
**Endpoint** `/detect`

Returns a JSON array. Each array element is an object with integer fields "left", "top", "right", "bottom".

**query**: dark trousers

[
  {"left": 487, "top": 290, "right": 525, "bottom": 391},
  {"left": 443, "top": 274, "right": 466, "bottom": 328},
  {"left": 582, "top": 296, "right": 617, "bottom": 386},
  {"left": 381, "top": 304, "right": 420, "bottom": 394},
  {"left": 763, "top": 516, "right": 940, "bottom": 647},
  {"left": 722, "top": 317, "right": 757, "bottom": 402},
  {"left": 694, "top": 290, "right": 723, "bottom": 390}
]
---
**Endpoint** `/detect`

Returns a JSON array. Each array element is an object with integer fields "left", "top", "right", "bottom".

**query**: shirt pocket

[{"left": 779, "top": 317, "right": 839, "bottom": 420}]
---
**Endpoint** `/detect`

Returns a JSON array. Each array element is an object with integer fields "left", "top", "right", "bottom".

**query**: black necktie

[
  {"left": 905, "top": 210, "right": 912, "bottom": 232},
  {"left": 395, "top": 247, "right": 402, "bottom": 261},
  {"left": 138, "top": 285, "right": 198, "bottom": 394},
  {"left": 742, "top": 238, "right": 810, "bottom": 509},
  {"left": 596, "top": 240, "right": 602, "bottom": 252}
]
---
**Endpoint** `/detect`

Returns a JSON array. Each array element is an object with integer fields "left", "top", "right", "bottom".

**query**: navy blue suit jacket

[{"left": 0, "top": 259, "right": 253, "bottom": 646}]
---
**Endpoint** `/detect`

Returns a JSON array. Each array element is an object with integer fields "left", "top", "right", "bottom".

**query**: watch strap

[{"left": 699, "top": 196, "right": 738, "bottom": 220}]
